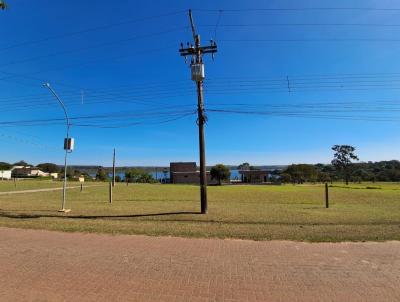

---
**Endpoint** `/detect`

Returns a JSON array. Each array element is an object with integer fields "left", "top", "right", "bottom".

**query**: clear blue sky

[{"left": 1, "top": 0, "right": 400, "bottom": 166}]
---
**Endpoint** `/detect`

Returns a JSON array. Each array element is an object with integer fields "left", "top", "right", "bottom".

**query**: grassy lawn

[
  {"left": 0, "top": 182, "right": 399, "bottom": 242},
  {"left": 0, "top": 179, "right": 62, "bottom": 191}
]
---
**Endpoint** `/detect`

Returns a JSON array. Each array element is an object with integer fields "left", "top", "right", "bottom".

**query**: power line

[
  {"left": 0, "top": 27, "right": 187, "bottom": 69},
  {"left": 0, "top": 107, "right": 196, "bottom": 126},
  {"left": 0, "top": 77, "right": 195, "bottom": 103},
  {"left": 3, "top": 73, "right": 400, "bottom": 114},
  {"left": 2, "top": 84, "right": 400, "bottom": 114},
  {"left": 0, "top": 43, "right": 177, "bottom": 85},
  {"left": 193, "top": 7, "right": 400, "bottom": 12},
  {"left": 2, "top": 99, "right": 400, "bottom": 128},
  {"left": 0, "top": 90, "right": 197, "bottom": 112},
  {"left": 3, "top": 71, "right": 400, "bottom": 108},
  {"left": 201, "top": 23, "right": 400, "bottom": 28},
  {"left": 206, "top": 108, "right": 400, "bottom": 123},
  {"left": 3, "top": 72, "right": 400, "bottom": 102},
  {"left": 74, "top": 111, "right": 196, "bottom": 129},
  {"left": 0, "top": 132, "right": 59, "bottom": 151},
  {"left": 0, "top": 10, "right": 185, "bottom": 53},
  {"left": 220, "top": 38, "right": 400, "bottom": 42},
  {"left": 206, "top": 72, "right": 400, "bottom": 81}
]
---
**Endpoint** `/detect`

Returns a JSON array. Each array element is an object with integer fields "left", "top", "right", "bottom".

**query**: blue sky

[{"left": 1, "top": 0, "right": 400, "bottom": 166}]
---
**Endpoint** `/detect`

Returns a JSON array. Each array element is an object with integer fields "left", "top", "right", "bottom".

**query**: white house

[
  {"left": 0, "top": 170, "right": 12, "bottom": 180},
  {"left": 10, "top": 166, "right": 55, "bottom": 178}
]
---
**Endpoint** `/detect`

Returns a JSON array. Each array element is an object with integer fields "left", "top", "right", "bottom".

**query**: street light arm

[
  {"left": 43, "top": 82, "right": 71, "bottom": 212},
  {"left": 44, "top": 83, "right": 70, "bottom": 135}
]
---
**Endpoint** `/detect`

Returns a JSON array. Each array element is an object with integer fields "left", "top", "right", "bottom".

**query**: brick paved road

[{"left": 0, "top": 228, "right": 399, "bottom": 302}]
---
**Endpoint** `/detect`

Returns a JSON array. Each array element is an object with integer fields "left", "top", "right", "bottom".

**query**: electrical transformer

[
  {"left": 64, "top": 138, "right": 75, "bottom": 151},
  {"left": 191, "top": 63, "right": 205, "bottom": 82}
]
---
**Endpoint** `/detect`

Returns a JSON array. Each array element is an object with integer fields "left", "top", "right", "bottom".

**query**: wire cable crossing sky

[{"left": 1, "top": 0, "right": 400, "bottom": 166}]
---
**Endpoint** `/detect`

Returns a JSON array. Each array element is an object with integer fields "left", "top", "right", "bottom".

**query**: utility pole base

[{"left": 58, "top": 209, "right": 71, "bottom": 213}]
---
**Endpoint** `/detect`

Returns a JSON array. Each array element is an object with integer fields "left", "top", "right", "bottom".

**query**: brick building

[
  {"left": 170, "top": 162, "right": 217, "bottom": 184},
  {"left": 239, "top": 170, "right": 269, "bottom": 183}
]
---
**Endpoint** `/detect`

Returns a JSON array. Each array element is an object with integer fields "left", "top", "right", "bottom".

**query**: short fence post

[
  {"left": 109, "top": 182, "right": 113, "bottom": 204},
  {"left": 325, "top": 183, "right": 329, "bottom": 208},
  {"left": 80, "top": 184, "right": 83, "bottom": 192},
  {"left": 13, "top": 178, "right": 16, "bottom": 188}
]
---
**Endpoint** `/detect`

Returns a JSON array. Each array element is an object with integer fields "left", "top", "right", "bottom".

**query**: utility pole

[
  {"left": 112, "top": 148, "right": 116, "bottom": 187},
  {"left": 179, "top": 9, "right": 217, "bottom": 214},
  {"left": 325, "top": 183, "right": 329, "bottom": 208}
]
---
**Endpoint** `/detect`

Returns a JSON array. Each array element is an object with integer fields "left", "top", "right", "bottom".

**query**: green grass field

[
  {"left": 0, "top": 180, "right": 399, "bottom": 241},
  {"left": 0, "top": 179, "right": 63, "bottom": 191}
]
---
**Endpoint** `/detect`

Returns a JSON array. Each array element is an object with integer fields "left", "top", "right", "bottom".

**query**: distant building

[
  {"left": 170, "top": 162, "right": 217, "bottom": 184},
  {"left": 0, "top": 170, "right": 12, "bottom": 180},
  {"left": 239, "top": 170, "right": 269, "bottom": 183},
  {"left": 11, "top": 166, "right": 55, "bottom": 178}
]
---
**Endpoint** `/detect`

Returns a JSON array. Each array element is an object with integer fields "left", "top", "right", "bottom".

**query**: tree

[
  {"left": 125, "top": 168, "right": 142, "bottom": 182},
  {"left": 96, "top": 167, "right": 109, "bottom": 181},
  {"left": 280, "top": 173, "right": 292, "bottom": 183},
  {"left": 210, "top": 164, "right": 231, "bottom": 185},
  {"left": 73, "top": 169, "right": 81, "bottom": 178},
  {"left": 125, "top": 168, "right": 155, "bottom": 183},
  {"left": 316, "top": 171, "right": 331, "bottom": 183},
  {"left": 331, "top": 145, "right": 359, "bottom": 185},
  {"left": 237, "top": 162, "right": 258, "bottom": 170},
  {"left": 37, "top": 163, "right": 59, "bottom": 173},
  {"left": 60, "top": 167, "right": 73, "bottom": 179},
  {"left": 237, "top": 162, "right": 250, "bottom": 170},
  {"left": 283, "top": 164, "right": 318, "bottom": 184},
  {"left": 0, "top": 162, "right": 11, "bottom": 170}
]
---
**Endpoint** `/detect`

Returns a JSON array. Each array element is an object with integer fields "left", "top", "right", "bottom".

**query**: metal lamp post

[{"left": 44, "top": 83, "right": 73, "bottom": 213}]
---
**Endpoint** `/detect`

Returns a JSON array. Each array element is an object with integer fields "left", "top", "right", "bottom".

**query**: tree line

[
  {"left": 280, "top": 160, "right": 400, "bottom": 184},
  {"left": 2, "top": 145, "right": 399, "bottom": 184},
  {"left": 280, "top": 145, "right": 400, "bottom": 184}
]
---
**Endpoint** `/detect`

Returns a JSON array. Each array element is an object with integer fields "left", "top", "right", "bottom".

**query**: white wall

[{"left": 0, "top": 170, "right": 12, "bottom": 180}]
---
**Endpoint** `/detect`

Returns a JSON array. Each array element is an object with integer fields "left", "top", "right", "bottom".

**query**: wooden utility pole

[
  {"left": 109, "top": 182, "right": 113, "bottom": 204},
  {"left": 325, "top": 183, "right": 329, "bottom": 208},
  {"left": 179, "top": 9, "right": 217, "bottom": 214},
  {"left": 112, "top": 148, "right": 116, "bottom": 187}
]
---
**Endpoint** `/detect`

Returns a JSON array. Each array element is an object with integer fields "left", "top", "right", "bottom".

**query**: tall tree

[
  {"left": 210, "top": 164, "right": 231, "bottom": 185},
  {"left": 331, "top": 145, "right": 359, "bottom": 185}
]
